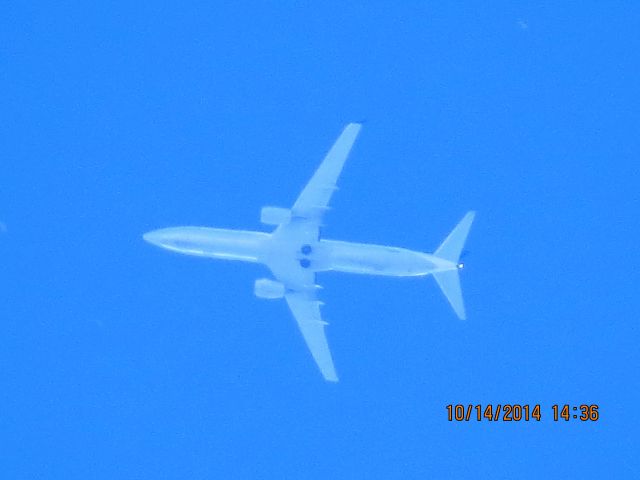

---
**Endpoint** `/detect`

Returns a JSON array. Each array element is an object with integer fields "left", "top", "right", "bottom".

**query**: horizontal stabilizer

[
  {"left": 434, "top": 211, "right": 475, "bottom": 263},
  {"left": 432, "top": 270, "right": 466, "bottom": 320},
  {"left": 432, "top": 211, "right": 475, "bottom": 320}
]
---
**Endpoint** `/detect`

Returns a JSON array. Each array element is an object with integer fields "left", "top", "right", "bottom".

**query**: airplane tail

[{"left": 432, "top": 211, "right": 475, "bottom": 320}]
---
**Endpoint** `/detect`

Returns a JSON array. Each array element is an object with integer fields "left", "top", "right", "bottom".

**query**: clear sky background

[{"left": 2, "top": 2, "right": 639, "bottom": 478}]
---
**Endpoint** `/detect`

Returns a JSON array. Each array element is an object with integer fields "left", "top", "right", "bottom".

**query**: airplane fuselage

[{"left": 143, "top": 226, "right": 456, "bottom": 277}]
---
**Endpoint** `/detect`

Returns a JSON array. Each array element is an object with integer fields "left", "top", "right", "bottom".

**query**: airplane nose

[{"left": 143, "top": 230, "right": 163, "bottom": 246}]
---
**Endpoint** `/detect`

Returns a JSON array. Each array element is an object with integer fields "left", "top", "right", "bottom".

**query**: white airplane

[{"left": 144, "top": 124, "right": 475, "bottom": 382}]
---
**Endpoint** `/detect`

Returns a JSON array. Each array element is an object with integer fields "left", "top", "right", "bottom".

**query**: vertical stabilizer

[{"left": 432, "top": 211, "right": 475, "bottom": 320}]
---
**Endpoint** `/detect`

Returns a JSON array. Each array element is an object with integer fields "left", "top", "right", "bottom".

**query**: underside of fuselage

[
  {"left": 315, "top": 239, "right": 453, "bottom": 276},
  {"left": 143, "top": 226, "right": 454, "bottom": 277},
  {"left": 143, "top": 227, "right": 270, "bottom": 262}
]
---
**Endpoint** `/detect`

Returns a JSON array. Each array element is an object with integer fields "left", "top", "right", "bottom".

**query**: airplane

[{"left": 143, "top": 123, "right": 475, "bottom": 382}]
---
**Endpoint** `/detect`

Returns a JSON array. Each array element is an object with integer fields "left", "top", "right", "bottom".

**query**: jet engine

[
  {"left": 260, "top": 206, "right": 291, "bottom": 226},
  {"left": 254, "top": 278, "right": 286, "bottom": 299}
]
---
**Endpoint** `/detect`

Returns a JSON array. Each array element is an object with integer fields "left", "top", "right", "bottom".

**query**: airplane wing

[
  {"left": 291, "top": 123, "right": 362, "bottom": 224},
  {"left": 266, "top": 124, "right": 362, "bottom": 381},
  {"left": 266, "top": 254, "right": 338, "bottom": 381},
  {"left": 285, "top": 291, "right": 338, "bottom": 382}
]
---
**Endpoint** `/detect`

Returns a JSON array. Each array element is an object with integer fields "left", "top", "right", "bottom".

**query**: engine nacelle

[
  {"left": 260, "top": 206, "right": 291, "bottom": 226},
  {"left": 254, "top": 278, "right": 286, "bottom": 299}
]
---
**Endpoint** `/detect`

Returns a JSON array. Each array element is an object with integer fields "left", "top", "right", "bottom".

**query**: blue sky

[{"left": 2, "top": 2, "right": 638, "bottom": 478}]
